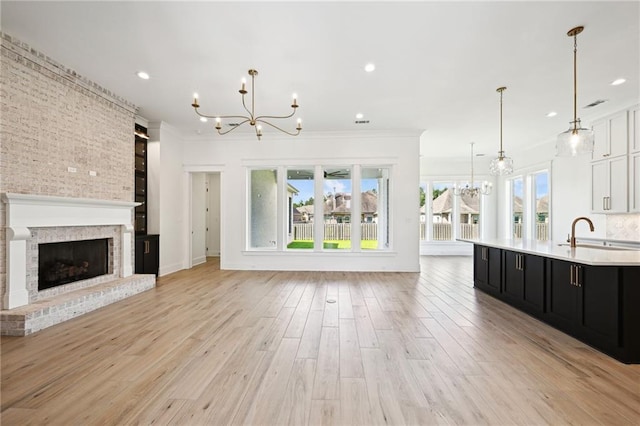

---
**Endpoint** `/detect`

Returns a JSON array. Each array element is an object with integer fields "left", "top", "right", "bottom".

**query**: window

[
  {"left": 534, "top": 171, "right": 549, "bottom": 241},
  {"left": 323, "top": 168, "right": 351, "bottom": 249},
  {"left": 361, "top": 167, "right": 389, "bottom": 249},
  {"left": 432, "top": 182, "right": 454, "bottom": 241},
  {"left": 457, "top": 181, "right": 480, "bottom": 240},
  {"left": 511, "top": 176, "right": 524, "bottom": 239},
  {"left": 249, "top": 169, "right": 278, "bottom": 249},
  {"left": 249, "top": 164, "right": 393, "bottom": 252},
  {"left": 287, "top": 168, "right": 315, "bottom": 249},
  {"left": 507, "top": 168, "right": 550, "bottom": 241},
  {"left": 419, "top": 184, "right": 427, "bottom": 240}
]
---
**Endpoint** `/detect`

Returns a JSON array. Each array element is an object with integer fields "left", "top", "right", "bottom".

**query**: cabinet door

[
  {"left": 546, "top": 259, "right": 577, "bottom": 332},
  {"left": 591, "top": 160, "right": 608, "bottom": 213},
  {"left": 144, "top": 236, "right": 160, "bottom": 276},
  {"left": 578, "top": 265, "right": 619, "bottom": 348},
  {"left": 608, "top": 111, "right": 628, "bottom": 158},
  {"left": 631, "top": 105, "right": 640, "bottom": 153},
  {"left": 522, "top": 254, "right": 545, "bottom": 313},
  {"left": 487, "top": 247, "right": 502, "bottom": 294},
  {"left": 608, "top": 156, "right": 628, "bottom": 213},
  {"left": 592, "top": 119, "right": 608, "bottom": 160},
  {"left": 631, "top": 152, "right": 640, "bottom": 212},
  {"left": 503, "top": 251, "right": 523, "bottom": 301},
  {"left": 135, "top": 237, "right": 145, "bottom": 274},
  {"left": 473, "top": 245, "right": 488, "bottom": 287}
]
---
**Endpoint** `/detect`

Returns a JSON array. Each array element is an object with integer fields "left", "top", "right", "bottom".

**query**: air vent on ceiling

[
  {"left": 584, "top": 99, "right": 607, "bottom": 108},
  {"left": 355, "top": 120, "right": 370, "bottom": 124}
]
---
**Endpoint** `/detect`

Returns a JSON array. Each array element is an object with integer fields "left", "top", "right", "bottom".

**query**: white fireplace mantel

[{"left": 2, "top": 193, "right": 139, "bottom": 309}]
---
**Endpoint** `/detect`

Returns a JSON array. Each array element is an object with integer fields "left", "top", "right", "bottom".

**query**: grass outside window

[{"left": 287, "top": 240, "right": 378, "bottom": 250}]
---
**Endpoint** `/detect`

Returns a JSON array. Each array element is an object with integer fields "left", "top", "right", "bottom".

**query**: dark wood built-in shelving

[{"left": 134, "top": 124, "right": 159, "bottom": 276}]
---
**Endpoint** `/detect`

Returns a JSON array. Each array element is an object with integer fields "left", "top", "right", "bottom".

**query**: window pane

[
  {"left": 432, "top": 182, "right": 453, "bottom": 241},
  {"left": 419, "top": 184, "right": 427, "bottom": 241},
  {"left": 287, "top": 168, "right": 315, "bottom": 249},
  {"left": 324, "top": 168, "right": 351, "bottom": 249},
  {"left": 534, "top": 171, "right": 549, "bottom": 241},
  {"left": 512, "top": 177, "right": 524, "bottom": 239},
  {"left": 250, "top": 169, "right": 277, "bottom": 249},
  {"left": 361, "top": 167, "right": 389, "bottom": 249},
  {"left": 457, "top": 181, "right": 480, "bottom": 239}
]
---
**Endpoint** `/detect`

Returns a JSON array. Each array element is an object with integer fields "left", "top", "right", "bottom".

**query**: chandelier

[
  {"left": 489, "top": 87, "right": 514, "bottom": 175},
  {"left": 454, "top": 142, "right": 492, "bottom": 197},
  {"left": 191, "top": 69, "right": 302, "bottom": 141},
  {"left": 556, "top": 26, "right": 594, "bottom": 156}
]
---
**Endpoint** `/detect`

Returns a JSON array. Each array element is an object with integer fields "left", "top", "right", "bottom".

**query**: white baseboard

[{"left": 192, "top": 255, "right": 206, "bottom": 266}]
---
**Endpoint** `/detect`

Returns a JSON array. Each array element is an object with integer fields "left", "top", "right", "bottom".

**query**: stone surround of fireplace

[{"left": 1, "top": 193, "right": 156, "bottom": 335}]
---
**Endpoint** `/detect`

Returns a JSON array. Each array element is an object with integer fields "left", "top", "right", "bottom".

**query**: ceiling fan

[
  {"left": 324, "top": 169, "right": 350, "bottom": 179},
  {"left": 287, "top": 169, "right": 350, "bottom": 179}
]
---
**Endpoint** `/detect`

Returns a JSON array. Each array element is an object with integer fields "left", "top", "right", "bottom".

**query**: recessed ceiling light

[
  {"left": 200, "top": 117, "right": 208, "bottom": 122},
  {"left": 355, "top": 113, "right": 364, "bottom": 119},
  {"left": 364, "top": 63, "right": 375, "bottom": 72},
  {"left": 136, "top": 71, "right": 150, "bottom": 80},
  {"left": 611, "top": 78, "right": 626, "bottom": 86},
  {"left": 546, "top": 111, "right": 557, "bottom": 117}
]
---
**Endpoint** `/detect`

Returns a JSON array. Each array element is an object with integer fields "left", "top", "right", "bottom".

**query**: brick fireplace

[{"left": 1, "top": 193, "right": 155, "bottom": 335}]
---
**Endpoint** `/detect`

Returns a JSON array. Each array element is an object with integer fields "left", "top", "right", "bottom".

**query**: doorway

[{"left": 189, "top": 172, "right": 221, "bottom": 267}]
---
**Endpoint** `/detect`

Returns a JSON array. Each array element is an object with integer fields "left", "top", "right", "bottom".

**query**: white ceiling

[{"left": 2, "top": 1, "right": 639, "bottom": 158}]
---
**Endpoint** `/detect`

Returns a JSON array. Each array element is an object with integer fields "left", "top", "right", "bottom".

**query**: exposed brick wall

[{"left": 0, "top": 32, "right": 138, "bottom": 304}]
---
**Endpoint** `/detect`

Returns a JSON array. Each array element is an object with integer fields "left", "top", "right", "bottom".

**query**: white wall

[
  {"left": 148, "top": 122, "right": 188, "bottom": 276},
  {"left": 206, "top": 173, "right": 221, "bottom": 256},
  {"left": 182, "top": 130, "right": 421, "bottom": 272}
]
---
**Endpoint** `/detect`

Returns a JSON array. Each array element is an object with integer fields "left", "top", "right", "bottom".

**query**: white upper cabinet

[
  {"left": 630, "top": 152, "right": 640, "bottom": 212},
  {"left": 592, "top": 110, "right": 628, "bottom": 160},
  {"left": 591, "top": 156, "right": 628, "bottom": 213},
  {"left": 630, "top": 105, "right": 640, "bottom": 154}
]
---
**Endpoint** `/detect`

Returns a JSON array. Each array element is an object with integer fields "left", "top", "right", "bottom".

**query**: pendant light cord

[
  {"left": 499, "top": 89, "right": 503, "bottom": 155},
  {"left": 573, "top": 32, "right": 578, "bottom": 130}
]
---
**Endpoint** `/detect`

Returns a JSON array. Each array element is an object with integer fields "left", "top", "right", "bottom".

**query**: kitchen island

[{"left": 460, "top": 238, "right": 640, "bottom": 364}]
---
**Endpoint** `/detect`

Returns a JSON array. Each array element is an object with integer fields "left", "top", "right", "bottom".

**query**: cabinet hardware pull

[
  {"left": 603, "top": 197, "right": 606, "bottom": 211},
  {"left": 576, "top": 266, "right": 581, "bottom": 287},
  {"left": 570, "top": 265, "right": 574, "bottom": 285},
  {"left": 607, "top": 196, "right": 611, "bottom": 211}
]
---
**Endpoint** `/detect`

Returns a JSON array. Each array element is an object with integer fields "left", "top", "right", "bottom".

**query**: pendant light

[
  {"left": 556, "top": 26, "right": 594, "bottom": 156},
  {"left": 489, "top": 86, "right": 514, "bottom": 175}
]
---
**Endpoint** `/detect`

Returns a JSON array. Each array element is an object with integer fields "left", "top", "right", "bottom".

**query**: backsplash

[{"left": 606, "top": 214, "right": 640, "bottom": 241}]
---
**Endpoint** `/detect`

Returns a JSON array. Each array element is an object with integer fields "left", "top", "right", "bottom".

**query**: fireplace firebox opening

[{"left": 38, "top": 238, "right": 110, "bottom": 291}]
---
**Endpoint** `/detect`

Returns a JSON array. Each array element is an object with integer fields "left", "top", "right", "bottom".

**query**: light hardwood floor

[{"left": 2, "top": 256, "right": 639, "bottom": 425}]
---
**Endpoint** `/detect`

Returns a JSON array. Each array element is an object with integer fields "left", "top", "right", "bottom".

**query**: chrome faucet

[{"left": 570, "top": 216, "right": 595, "bottom": 248}]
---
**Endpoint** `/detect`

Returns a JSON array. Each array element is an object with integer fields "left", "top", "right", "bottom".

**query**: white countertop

[{"left": 458, "top": 238, "right": 640, "bottom": 266}]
